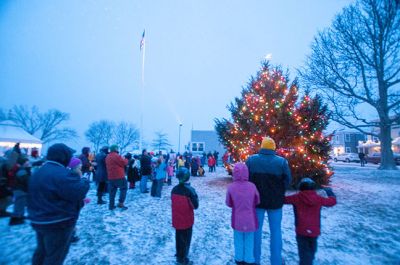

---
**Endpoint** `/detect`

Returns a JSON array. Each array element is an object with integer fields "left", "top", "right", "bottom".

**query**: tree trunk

[{"left": 379, "top": 124, "right": 397, "bottom": 170}]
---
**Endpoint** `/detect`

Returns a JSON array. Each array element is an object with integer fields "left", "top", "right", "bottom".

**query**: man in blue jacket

[
  {"left": 246, "top": 137, "right": 291, "bottom": 265},
  {"left": 28, "top": 143, "right": 90, "bottom": 265}
]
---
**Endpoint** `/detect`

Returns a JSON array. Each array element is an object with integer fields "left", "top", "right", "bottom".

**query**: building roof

[{"left": 0, "top": 120, "right": 42, "bottom": 144}]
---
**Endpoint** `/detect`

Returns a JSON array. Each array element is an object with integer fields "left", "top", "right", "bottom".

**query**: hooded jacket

[
  {"left": 246, "top": 149, "right": 291, "bottom": 209},
  {"left": 95, "top": 150, "right": 108, "bottom": 182},
  {"left": 28, "top": 144, "right": 89, "bottom": 226},
  {"left": 171, "top": 182, "right": 199, "bottom": 230},
  {"left": 105, "top": 152, "right": 128, "bottom": 180},
  {"left": 284, "top": 190, "right": 336, "bottom": 237},
  {"left": 226, "top": 163, "right": 260, "bottom": 232}
]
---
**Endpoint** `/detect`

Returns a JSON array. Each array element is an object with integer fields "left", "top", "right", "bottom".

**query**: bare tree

[
  {"left": 85, "top": 120, "right": 115, "bottom": 153},
  {"left": 7, "top": 106, "right": 42, "bottom": 134},
  {"left": 113, "top": 122, "right": 139, "bottom": 154},
  {"left": 301, "top": 0, "right": 400, "bottom": 169},
  {"left": 151, "top": 131, "right": 172, "bottom": 152},
  {"left": 7, "top": 105, "right": 78, "bottom": 144}
]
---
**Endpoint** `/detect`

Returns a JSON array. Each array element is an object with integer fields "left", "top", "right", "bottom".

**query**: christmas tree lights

[{"left": 215, "top": 62, "right": 333, "bottom": 186}]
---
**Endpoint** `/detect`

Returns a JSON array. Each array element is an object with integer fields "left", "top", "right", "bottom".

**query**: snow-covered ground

[{"left": 1, "top": 166, "right": 399, "bottom": 265}]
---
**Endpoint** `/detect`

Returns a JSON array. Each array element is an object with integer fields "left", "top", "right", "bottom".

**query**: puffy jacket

[
  {"left": 285, "top": 189, "right": 336, "bottom": 237},
  {"left": 28, "top": 161, "right": 89, "bottom": 225},
  {"left": 94, "top": 151, "right": 108, "bottom": 182},
  {"left": 171, "top": 183, "right": 199, "bottom": 229},
  {"left": 226, "top": 163, "right": 260, "bottom": 232},
  {"left": 246, "top": 149, "right": 291, "bottom": 209},
  {"left": 106, "top": 152, "right": 128, "bottom": 180},
  {"left": 155, "top": 162, "right": 167, "bottom": 180},
  {"left": 140, "top": 154, "right": 152, "bottom": 175}
]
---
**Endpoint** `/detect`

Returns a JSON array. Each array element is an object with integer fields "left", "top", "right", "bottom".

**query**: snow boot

[
  {"left": 9, "top": 216, "right": 25, "bottom": 226},
  {"left": 97, "top": 197, "right": 106, "bottom": 205},
  {"left": 70, "top": 235, "right": 80, "bottom": 244},
  {"left": 0, "top": 210, "right": 11, "bottom": 218},
  {"left": 117, "top": 203, "right": 128, "bottom": 210}
]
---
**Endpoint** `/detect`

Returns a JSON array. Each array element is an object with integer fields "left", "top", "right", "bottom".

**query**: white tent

[{"left": 0, "top": 120, "right": 42, "bottom": 155}]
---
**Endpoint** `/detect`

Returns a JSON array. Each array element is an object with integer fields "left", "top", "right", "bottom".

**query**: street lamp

[{"left": 178, "top": 123, "right": 183, "bottom": 154}]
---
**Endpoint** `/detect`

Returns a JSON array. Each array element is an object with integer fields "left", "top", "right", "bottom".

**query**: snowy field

[{"left": 1, "top": 165, "right": 399, "bottom": 265}]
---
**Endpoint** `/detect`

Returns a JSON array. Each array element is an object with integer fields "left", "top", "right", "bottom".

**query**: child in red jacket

[
  {"left": 171, "top": 168, "right": 199, "bottom": 265},
  {"left": 284, "top": 178, "right": 336, "bottom": 265}
]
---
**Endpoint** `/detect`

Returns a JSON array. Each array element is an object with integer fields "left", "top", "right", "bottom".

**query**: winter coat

[
  {"left": 191, "top": 159, "right": 199, "bottom": 171},
  {"left": 226, "top": 163, "right": 260, "bottom": 232},
  {"left": 126, "top": 158, "right": 135, "bottom": 182},
  {"left": 140, "top": 154, "right": 152, "bottom": 176},
  {"left": 28, "top": 160, "right": 89, "bottom": 225},
  {"left": 78, "top": 154, "right": 91, "bottom": 174},
  {"left": 167, "top": 165, "right": 174, "bottom": 177},
  {"left": 178, "top": 158, "right": 184, "bottom": 168},
  {"left": 14, "top": 166, "right": 31, "bottom": 192},
  {"left": 208, "top": 157, "right": 215, "bottom": 167},
  {"left": 105, "top": 152, "right": 128, "bottom": 180},
  {"left": 246, "top": 149, "right": 291, "bottom": 209},
  {"left": 169, "top": 153, "right": 177, "bottom": 166},
  {"left": 171, "top": 183, "right": 199, "bottom": 230},
  {"left": 284, "top": 189, "right": 336, "bottom": 237},
  {"left": 155, "top": 162, "right": 167, "bottom": 180},
  {"left": 94, "top": 151, "right": 108, "bottom": 182}
]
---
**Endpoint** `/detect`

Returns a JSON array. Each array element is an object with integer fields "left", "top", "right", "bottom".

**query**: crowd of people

[{"left": 0, "top": 138, "right": 337, "bottom": 265}]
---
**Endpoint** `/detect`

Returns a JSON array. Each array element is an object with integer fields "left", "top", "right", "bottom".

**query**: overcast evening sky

[{"left": 0, "top": 0, "right": 353, "bottom": 152}]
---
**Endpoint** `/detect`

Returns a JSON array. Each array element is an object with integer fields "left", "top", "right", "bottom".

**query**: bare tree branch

[
  {"left": 7, "top": 105, "right": 77, "bottom": 144},
  {"left": 113, "top": 122, "right": 139, "bottom": 154},
  {"left": 301, "top": 0, "right": 400, "bottom": 169},
  {"left": 85, "top": 120, "right": 115, "bottom": 153}
]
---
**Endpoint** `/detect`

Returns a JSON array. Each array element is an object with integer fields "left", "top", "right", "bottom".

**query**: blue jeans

[
  {"left": 234, "top": 230, "right": 255, "bottom": 263},
  {"left": 140, "top": 175, "right": 149, "bottom": 193},
  {"left": 12, "top": 190, "right": 27, "bottom": 218},
  {"left": 32, "top": 224, "right": 75, "bottom": 265},
  {"left": 254, "top": 208, "right": 282, "bottom": 265},
  {"left": 151, "top": 179, "right": 164, "bottom": 197},
  {"left": 108, "top": 178, "right": 127, "bottom": 207}
]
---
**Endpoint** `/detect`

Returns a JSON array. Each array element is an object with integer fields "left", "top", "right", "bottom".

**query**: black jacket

[
  {"left": 246, "top": 149, "right": 291, "bottom": 209},
  {"left": 140, "top": 155, "right": 152, "bottom": 176}
]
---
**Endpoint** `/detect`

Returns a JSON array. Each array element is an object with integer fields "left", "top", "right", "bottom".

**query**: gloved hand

[{"left": 323, "top": 187, "right": 335, "bottom": 197}]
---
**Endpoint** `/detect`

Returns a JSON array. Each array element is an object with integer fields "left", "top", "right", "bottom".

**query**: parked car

[
  {"left": 365, "top": 152, "right": 400, "bottom": 165},
  {"left": 333, "top": 153, "right": 360, "bottom": 163}
]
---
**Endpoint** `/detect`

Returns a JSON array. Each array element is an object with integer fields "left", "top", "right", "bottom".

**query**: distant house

[
  {"left": 331, "top": 129, "right": 366, "bottom": 155},
  {"left": 357, "top": 123, "right": 400, "bottom": 154},
  {"left": 189, "top": 130, "right": 226, "bottom": 156}
]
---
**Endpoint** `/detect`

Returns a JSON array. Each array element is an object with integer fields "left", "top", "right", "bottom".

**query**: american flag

[{"left": 140, "top": 30, "right": 145, "bottom": 51}]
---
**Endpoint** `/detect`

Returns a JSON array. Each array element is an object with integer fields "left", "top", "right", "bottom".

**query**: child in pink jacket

[{"left": 226, "top": 162, "right": 260, "bottom": 265}]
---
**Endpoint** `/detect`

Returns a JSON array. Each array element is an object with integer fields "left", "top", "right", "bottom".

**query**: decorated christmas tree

[
  {"left": 283, "top": 93, "right": 333, "bottom": 186},
  {"left": 215, "top": 62, "right": 332, "bottom": 186}
]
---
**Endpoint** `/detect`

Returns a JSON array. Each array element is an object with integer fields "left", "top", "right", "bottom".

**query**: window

[
  {"left": 192, "top": 143, "right": 198, "bottom": 152},
  {"left": 191, "top": 142, "right": 205, "bottom": 152},
  {"left": 198, "top": 143, "right": 204, "bottom": 152},
  {"left": 345, "top": 134, "right": 351, "bottom": 142},
  {"left": 335, "top": 135, "right": 340, "bottom": 143},
  {"left": 345, "top": 147, "right": 351, "bottom": 153}
]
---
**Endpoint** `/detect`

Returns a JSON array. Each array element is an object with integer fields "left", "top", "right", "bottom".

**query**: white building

[{"left": 0, "top": 120, "right": 42, "bottom": 156}]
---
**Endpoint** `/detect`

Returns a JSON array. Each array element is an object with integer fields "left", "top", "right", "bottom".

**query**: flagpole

[{"left": 139, "top": 30, "right": 145, "bottom": 152}]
